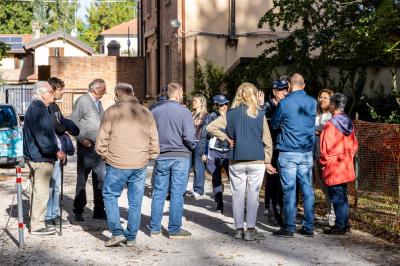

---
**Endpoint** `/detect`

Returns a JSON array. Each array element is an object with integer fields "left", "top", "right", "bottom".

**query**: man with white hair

[
  {"left": 70, "top": 78, "right": 107, "bottom": 222},
  {"left": 23, "top": 81, "right": 66, "bottom": 235}
]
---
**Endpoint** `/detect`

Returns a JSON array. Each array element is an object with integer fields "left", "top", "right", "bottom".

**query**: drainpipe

[
  {"left": 137, "top": 0, "right": 141, "bottom": 56},
  {"left": 229, "top": 0, "right": 236, "bottom": 39},
  {"left": 156, "top": 0, "right": 161, "bottom": 94},
  {"left": 181, "top": 0, "right": 186, "bottom": 93}
]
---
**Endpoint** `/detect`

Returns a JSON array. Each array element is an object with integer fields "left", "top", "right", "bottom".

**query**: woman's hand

[
  {"left": 256, "top": 90, "right": 265, "bottom": 107},
  {"left": 201, "top": 155, "right": 208, "bottom": 163},
  {"left": 266, "top": 163, "right": 277, "bottom": 175},
  {"left": 227, "top": 138, "right": 235, "bottom": 148}
]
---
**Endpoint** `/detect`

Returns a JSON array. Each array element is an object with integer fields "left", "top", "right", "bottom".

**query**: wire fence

[{"left": 314, "top": 120, "right": 400, "bottom": 241}]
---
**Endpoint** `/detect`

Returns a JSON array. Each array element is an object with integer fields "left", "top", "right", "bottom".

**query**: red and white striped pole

[{"left": 16, "top": 166, "right": 24, "bottom": 248}]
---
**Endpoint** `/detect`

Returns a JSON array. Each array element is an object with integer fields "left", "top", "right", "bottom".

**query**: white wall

[
  {"left": 35, "top": 39, "right": 90, "bottom": 66},
  {"left": 102, "top": 35, "right": 138, "bottom": 56},
  {"left": 0, "top": 57, "right": 15, "bottom": 69}
]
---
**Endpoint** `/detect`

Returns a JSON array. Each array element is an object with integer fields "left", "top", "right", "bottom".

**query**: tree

[
  {"left": 78, "top": 1, "right": 137, "bottom": 51},
  {"left": 0, "top": 1, "right": 34, "bottom": 33},
  {"left": 192, "top": 60, "right": 226, "bottom": 111},
  {"left": 248, "top": 0, "right": 400, "bottom": 120}
]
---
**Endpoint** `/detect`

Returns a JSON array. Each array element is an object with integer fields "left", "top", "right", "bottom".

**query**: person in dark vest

[
  {"left": 209, "top": 83, "right": 274, "bottom": 241},
  {"left": 205, "top": 94, "right": 230, "bottom": 212}
]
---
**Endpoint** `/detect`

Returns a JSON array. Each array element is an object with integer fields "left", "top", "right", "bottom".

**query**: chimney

[
  {"left": 107, "top": 40, "right": 121, "bottom": 56},
  {"left": 32, "top": 21, "right": 41, "bottom": 40}
]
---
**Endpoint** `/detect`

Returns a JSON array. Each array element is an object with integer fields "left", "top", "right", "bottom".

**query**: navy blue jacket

[
  {"left": 23, "top": 100, "right": 59, "bottom": 162},
  {"left": 226, "top": 105, "right": 265, "bottom": 161},
  {"left": 271, "top": 90, "right": 316, "bottom": 152},
  {"left": 151, "top": 100, "right": 196, "bottom": 158}
]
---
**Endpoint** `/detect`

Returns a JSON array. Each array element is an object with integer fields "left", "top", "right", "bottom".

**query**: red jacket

[{"left": 319, "top": 117, "right": 358, "bottom": 186}]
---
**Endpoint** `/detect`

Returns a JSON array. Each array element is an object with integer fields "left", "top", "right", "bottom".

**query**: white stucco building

[{"left": 97, "top": 19, "right": 138, "bottom": 56}]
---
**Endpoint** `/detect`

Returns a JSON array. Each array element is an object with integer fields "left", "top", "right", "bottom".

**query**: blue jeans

[
  {"left": 193, "top": 145, "right": 206, "bottom": 195},
  {"left": 150, "top": 157, "right": 190, "bottom": 233},
  {"left": 328, "top": 183, "right": 349, "bottom": 230},
  {"left": 278, "top": 151, "right": 314, "bottom": 233},
  {"left": 103, "top": 164, "right": 147, "bottom": 241},
  {"left": 46, "top": 160, "right": 61, "bottom": 220}
]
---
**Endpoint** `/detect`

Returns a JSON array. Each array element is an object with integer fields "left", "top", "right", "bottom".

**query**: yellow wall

[{"left": 184, "top": 0, "right": 278, "bottom": 93}]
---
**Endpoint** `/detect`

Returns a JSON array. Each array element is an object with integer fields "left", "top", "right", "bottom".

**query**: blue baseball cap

[
  {"left": 272, "top": 79, "right": 289, "bottom": 90},
  {"left": 212, "top": 94, "right": 229, "bottom": 105}
]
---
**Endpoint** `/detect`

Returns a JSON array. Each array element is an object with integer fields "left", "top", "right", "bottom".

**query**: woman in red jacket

[{"left": 320, "top": 93, "right": 358, "bottom": 235}]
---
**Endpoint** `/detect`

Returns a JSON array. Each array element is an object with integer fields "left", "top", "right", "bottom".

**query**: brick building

[
  {"left": 48, "top": 56, "right": 145, "bottom": 116},
  {"left": 140, "top": 0, "right": 288, "bottom": 97}
]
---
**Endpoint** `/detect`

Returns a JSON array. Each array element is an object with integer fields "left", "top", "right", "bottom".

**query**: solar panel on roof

[
  {"left": 11, "top": 44, "right": 23, "bottom": 50},
  {"left": 0, "top": 37, "right": 10, "bottom": 43},
  {"left": 10, "top": 37, "right": 22, "bottom": 43}
]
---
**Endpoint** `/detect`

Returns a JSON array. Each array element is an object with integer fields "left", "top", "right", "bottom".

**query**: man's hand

[
  {"left": 266, "top": 163, "right": 277, "bottom": 175},
  {"left": 201, "top": 155, "right": 208, "bottom": 163},
  {"left": 80, "top": 139, "right": 92, "bottom": 148},
  {"left": 256, "top": 90, "right": 265, "bottom": 107},
  {"left": 57, "top": 150, "right": 66, "bottom": 163}
]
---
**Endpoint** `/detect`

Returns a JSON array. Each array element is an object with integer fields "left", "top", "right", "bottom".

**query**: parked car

[{"left": 0, "top": 104, "right": 24, "bottom": 167}]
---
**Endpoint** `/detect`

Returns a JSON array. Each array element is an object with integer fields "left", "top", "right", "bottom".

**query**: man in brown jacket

[{"left": 96, "top": 83, "right": 159, "bottom": 247}]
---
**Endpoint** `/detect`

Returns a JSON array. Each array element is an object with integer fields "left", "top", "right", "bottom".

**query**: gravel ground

[{"left": 0, "top": 156, "right": 399, "bottom": 266}]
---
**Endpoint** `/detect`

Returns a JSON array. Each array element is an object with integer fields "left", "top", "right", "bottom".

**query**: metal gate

[{"left": 1, "top": 84, "right": 35, "bottom": 116}]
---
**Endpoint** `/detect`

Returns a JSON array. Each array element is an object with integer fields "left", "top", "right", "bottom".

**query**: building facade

[
  {"left": 98, "top": 19, "right": 139, "bottom": 56},
  {"left": 141, "top": 0, "right": 287, "bottom": 97}
]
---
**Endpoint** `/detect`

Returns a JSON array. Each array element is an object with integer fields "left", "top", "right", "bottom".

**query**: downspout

[
  {"left": 156, "top": 0, "right": 161, "bottom": 94},
  {"left": 137, "top": 0, "right": 141, "bottom": 56},
  {"left": 140, "top": 0, "right": 147, "bottom": 97},
  {"left": 229, "top": 0, "right": 236, "bottom": 39},
  {"left": 181, "top": 0, "right": 186, "bottom": 93}
]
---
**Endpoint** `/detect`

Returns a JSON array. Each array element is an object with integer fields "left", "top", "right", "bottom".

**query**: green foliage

[
  {"left": 192, "top": 60, "right": 226, "bottom": 111},
  {"left": 0, "top": 1, "right": 35, "bottom": 33},
  {"left": 78, "top": 1, "right": 137, "bottom": 52},
  {"left": 236, "top": 0, "right": 400, "bottom": 122}
]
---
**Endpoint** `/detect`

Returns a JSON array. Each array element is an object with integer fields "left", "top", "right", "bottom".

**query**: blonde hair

[
  {"left": 192, "top": 94, "right": 208, "bottom": 116},
  {"left": 231, "top": 82, "right": 259, "bottom": 118},
  {"left": 167, "top": 82, "right": 183, "bottom": 98}
]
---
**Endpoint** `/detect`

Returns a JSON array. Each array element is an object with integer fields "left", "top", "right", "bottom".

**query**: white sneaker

[
  {"left": 328, "top": 212, "right": 336, "bottom": 227},
  {"left": 192, "top": 192, "right": 201, "bottom": 200}
]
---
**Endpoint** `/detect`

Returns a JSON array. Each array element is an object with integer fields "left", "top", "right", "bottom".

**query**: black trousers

[
  {"left": 207, "top": 149, "right": 229, "bottom": 200},
  {"left": 73, "top": 143, "right": 105, "bottom": 215},
  {"left": 264, "top": 151, "right": 284, "bottom": 225}
]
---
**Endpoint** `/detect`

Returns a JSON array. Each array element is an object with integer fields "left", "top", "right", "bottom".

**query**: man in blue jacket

[
  {"left": 271, "top": 73, "right": 316, "bottom": 237},
  {"left": 24, "top": 81, "right": 66, "bottom": 235},
  {"left": 150, "top": 82, "right": 196, "bottom": 239}
]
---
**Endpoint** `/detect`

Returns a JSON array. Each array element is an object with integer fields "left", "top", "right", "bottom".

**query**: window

[
  {"left": 164, "top": 44, "right": 171, "bottom": 85},
  {"left": 49, "top": 47, "right": 64, "bottom": 57}
]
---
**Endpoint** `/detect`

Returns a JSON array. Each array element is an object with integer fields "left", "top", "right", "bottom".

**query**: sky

[{"left": 77, "top": 0, "right": 93, "bottom": 23}]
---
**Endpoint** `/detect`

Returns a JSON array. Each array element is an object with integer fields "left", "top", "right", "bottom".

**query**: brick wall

[
  {"left": 49, "top": 56, "right": 145, "bottom": 115},
  {"left": 142, "top": 0, "right": 183, "bottom": 98}
]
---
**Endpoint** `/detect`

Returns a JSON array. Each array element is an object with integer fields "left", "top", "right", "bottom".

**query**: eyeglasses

[{"left": 318, "top": 96, "right": 330, "bottom": 101}]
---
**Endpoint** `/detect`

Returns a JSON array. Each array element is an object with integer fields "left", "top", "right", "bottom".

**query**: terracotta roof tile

[{"left": 100, "top": 19, "right": 138, "bottom": 36}]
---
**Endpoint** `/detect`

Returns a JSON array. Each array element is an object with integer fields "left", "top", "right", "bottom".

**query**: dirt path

[{"left": 1, "top": 156, "right": 399, "bottom": 265}]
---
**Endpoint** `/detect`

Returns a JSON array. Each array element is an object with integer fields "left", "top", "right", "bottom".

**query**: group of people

[{"left": 23, "top": 72, "right": 358, "bottom": 247}]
